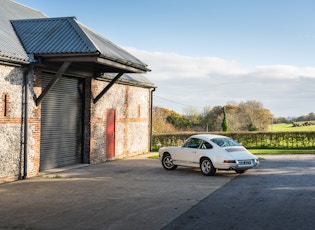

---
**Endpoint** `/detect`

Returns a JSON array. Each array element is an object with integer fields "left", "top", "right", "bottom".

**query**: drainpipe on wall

[
  {"left": 150, "top": 87, "right": 156, "bottom": 151},
  {"left": 22, "top": 68, "right": 29, "bottom": 179}
]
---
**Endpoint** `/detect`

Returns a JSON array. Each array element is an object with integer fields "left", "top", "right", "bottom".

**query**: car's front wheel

[
  {"left": 162, "top": 154, "right": 177, "bottom": 170},
  {"left": 200, "top": 158, "right": 216, "bottom": 176}
]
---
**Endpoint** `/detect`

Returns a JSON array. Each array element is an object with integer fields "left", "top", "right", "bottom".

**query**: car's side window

[
  {"left": 200, "top": 141, "right": 213, "bottom": 149},
  {"left": 182, "top": 138, "right": 203, "bottom": 148}
]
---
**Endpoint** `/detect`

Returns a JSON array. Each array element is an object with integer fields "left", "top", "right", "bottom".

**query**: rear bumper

[{"left": 215, "top": 159, "right": 259, "bottom": 170}]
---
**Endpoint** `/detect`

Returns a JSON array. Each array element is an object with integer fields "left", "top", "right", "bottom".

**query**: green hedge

[{"left": 152, "top": 131, "right": 315, "bottom": 150}]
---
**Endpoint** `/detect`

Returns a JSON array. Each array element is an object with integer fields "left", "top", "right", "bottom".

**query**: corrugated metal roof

[
  {"left": 11, "top": 17, "right": 97, "bottom": 54},
  {"left": 78, "top": 21, "right": 147, "bottom": 68},
  {"left": 11, "top": 17, "right": 149, "bottom": 71},
  {"left": 0, "top": 0, "right": 47, "bottom": 62},
  {"left": 1, "top": 0, "right": 150, "bottom": 75}
]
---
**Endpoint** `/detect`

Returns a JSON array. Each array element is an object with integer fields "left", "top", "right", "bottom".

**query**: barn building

[{"left": 0, "top": 0, "right": 155, "bottom": 183}]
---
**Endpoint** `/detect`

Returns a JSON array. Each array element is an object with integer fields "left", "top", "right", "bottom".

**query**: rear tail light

[{"left": 224, "top": 160, "right": 236, "bottom": 163}]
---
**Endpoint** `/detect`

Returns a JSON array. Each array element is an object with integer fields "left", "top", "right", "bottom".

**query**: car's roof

[{"left": 190, "top": 134, "right": 229, "bottom": 140}]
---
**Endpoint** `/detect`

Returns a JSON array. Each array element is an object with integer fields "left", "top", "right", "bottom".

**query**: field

[
  {"left": 269, "top": 122, "right": 315, "bottom": 132},
  {"left": 250, "top": 149, "right": 315, "bottom": 155}
]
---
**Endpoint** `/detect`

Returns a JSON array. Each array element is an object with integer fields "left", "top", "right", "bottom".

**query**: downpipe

[
  {"left": 22, "top": 68, "right": 29, "bottom": 179},
  {"left": 150, "top": 87, "right": 156, "bottom": 151}
]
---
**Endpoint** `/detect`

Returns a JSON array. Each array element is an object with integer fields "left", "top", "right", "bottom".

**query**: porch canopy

[
  {"left": 11, "top": 17, "right": 150, "bottom": 76},
  {"left": 11, "top": 17, "right": 151, "bottom": 105}
]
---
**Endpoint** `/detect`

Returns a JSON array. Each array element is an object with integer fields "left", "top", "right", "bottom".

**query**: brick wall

[{"left": 90, "top": 79, "right": 152, "bottom": 163}]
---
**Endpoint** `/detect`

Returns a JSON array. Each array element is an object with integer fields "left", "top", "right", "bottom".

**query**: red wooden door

[{"left": 106, "top": 109, "right": 115, "bottom": 159}]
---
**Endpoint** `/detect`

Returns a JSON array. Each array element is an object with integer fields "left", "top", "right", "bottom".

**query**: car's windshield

[{"left": 211, "top": 138, "right": 241, "bottom": 147}]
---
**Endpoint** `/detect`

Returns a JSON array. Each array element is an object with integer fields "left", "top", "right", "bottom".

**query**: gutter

[
  {"left": 95, "top": 74, "right": 155, "bottom": 89},
  {"left": 0, "top": 56, "right": 29, "bottom": 66}
]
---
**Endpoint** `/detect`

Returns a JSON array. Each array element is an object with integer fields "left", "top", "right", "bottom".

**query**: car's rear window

[{"left": 211, "top": 138, "right": 241, "bottom": 147}]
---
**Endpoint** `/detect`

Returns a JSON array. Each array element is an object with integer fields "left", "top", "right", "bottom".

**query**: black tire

[
  {"left": 162, "top": 154, "right": 177, "bottom": 170},
  {"left": 235, "top": 169, "right": 247, "bottom": 174},
  {"left": 200, "top": 158, "right": 216, "bottom": 176}
]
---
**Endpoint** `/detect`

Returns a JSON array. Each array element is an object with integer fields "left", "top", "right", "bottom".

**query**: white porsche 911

[{"left": 159, "top": 134, "right": 259, "bottom": 176}]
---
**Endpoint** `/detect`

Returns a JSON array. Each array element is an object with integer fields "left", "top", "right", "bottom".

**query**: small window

[
  {"left": 182, "top": 138, "right": 203, "bottom": 148},
  {"left": 2, "top": 93, "right": 9, "bottom": 117},
  {"left": 200, "top": 141, "right": 213, "bottom": 149},
  {"left": 138, "top": 104, "right": 141, "bottom": 118}
]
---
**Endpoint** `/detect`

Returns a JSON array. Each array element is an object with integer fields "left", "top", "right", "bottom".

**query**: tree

[
  {"left": 183, "top": 106, "right": 202, "bottom": 126},
  {"left": 237, "top": 100, "right": 272, "bottom": 131},
  {"left": 200, "top": 106, "right": 213, "bottom": 132},
  {"left": 166, "top": 111, "right": 192, "bottom": 130},
  {"left": 152, "top": 107, "right": 177, "bottom": 133},
  {"left": 221, "top": 106, "right": 229, "bottom": 131}
]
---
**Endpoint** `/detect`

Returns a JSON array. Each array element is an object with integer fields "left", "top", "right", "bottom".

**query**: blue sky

[{"left": 15, "top": 0, "right": 315, "bottom": 117}]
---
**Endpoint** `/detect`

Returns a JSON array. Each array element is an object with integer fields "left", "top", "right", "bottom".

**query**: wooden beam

[
  {"left": 40, "top": 56, "right": 148, "bottom": 73},
  {"left": 93, "top": 72, "right": 124, "bottom": 104},
  {"left": 35, "top": 62, "right": 71, "bottom": 106}
]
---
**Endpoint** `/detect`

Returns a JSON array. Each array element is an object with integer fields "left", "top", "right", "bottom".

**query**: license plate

[{"left": 239, "top": 160, "right": 252, "bottom": 165}]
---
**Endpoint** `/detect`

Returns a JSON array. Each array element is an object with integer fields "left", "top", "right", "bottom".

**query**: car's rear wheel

[
  {"left": 200, "top": 158, "right": 216, "bottom": 176},
  {"left": 235, "top": 169, "right": 247, "bottom": 174},
  {"left": 162, "top": 154, "right": 177, "bottom": 170}
]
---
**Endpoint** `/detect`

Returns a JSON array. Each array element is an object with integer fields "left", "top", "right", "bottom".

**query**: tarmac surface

[
  {"left": 0, "top": 153, "right": 237, "bottom": 230},
  {"left": 164, "top": 154, "right": 315, "bottom": 230},
  {"left": 0, "top": 154, "right": 314, "bottom": 230}
]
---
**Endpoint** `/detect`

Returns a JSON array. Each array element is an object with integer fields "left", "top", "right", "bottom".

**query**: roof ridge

[
  {"left": 66, "top": 18, "right": 99, "bottom": 53},
  {"left": 11, "top": 16, "right": 76, "bottom": 22}
]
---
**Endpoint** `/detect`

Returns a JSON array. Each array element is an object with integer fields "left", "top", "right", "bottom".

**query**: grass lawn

[
  {"left": 148, "top": 155, "right": 159, "bottom": 159},
  {"left": 269, "top": 123, "right": 315, "bottom": 132},
  {"left": 249, "top": 149, "right": 315, "bottom": 155}
]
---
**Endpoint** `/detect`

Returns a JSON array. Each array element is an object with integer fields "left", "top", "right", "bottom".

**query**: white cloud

[
  {"left": 253, "top": 65, "right": 315, "bottom": 79},
  {"left": 126, "top": 47, "right": 248, "bottom": 78},
  {"left": 125, "top": 46, "right": 315, "bottom": 117}
]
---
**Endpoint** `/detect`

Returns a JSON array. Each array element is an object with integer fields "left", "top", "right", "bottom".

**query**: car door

[{"left": 173, "top": 138, "right": 203, "bottom": 166}]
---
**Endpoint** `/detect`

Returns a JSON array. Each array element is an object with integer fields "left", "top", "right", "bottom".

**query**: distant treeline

[
  {"left": 153, "top": 100, "right": 273, "bottom": 133},
  {"left": 153, "top": 100, "right": 314, "bottom": 134},
  {"left": 274, "top": 113, "right": 315, "bottom": 124}
]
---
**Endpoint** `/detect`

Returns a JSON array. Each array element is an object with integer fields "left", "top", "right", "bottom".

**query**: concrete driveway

[{"left": 0, "top": 153, "right": 237, "bottom": 230}]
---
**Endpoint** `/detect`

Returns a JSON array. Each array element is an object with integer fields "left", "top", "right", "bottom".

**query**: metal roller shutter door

[{"left": 40, "top": 73, "right": 83, "bottom": 171}]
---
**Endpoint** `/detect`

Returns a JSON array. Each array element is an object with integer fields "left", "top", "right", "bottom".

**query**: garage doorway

[{"left": 40, "top": 73, "right": 84, "bottom": 171}]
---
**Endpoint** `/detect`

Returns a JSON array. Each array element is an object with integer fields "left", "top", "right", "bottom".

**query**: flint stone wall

[
  {"left": 0, "top": 65, "right": 40, "bottom": 183},
  {"left": 91, "top": 80, "right": 151, "bottom": 163}
]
